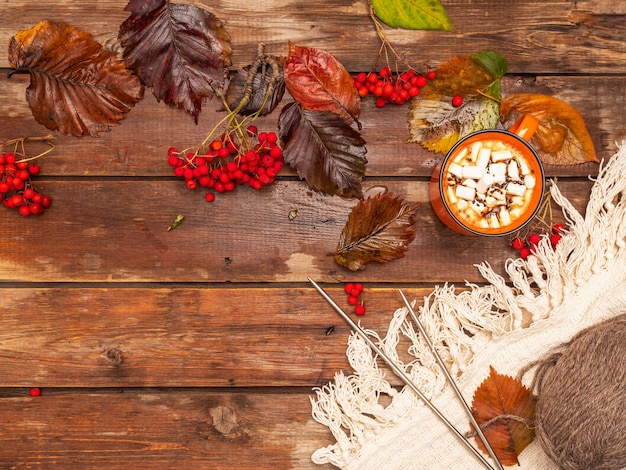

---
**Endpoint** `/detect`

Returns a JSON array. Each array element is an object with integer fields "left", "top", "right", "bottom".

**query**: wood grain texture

[
  {"left": 0, "top": 74, "right": 621, "bottom": 178},
  {"left": 0, "top": 0, "right": 624, "bottom": 468},
  {"left": 0, "top": 179, "right": 591, "bottom": 283},
  {"left": 0, "top": 390, "right": 334, "bottom": 469},
  {"left": 0, "top": 0, "right": 624, "bottom": 73},
  {"left": 0, "top": 286, "right": 435, "bottom": 387}
]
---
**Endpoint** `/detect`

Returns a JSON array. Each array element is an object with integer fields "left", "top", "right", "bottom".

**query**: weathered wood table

[{"left": 0, "top": 1, "right": 624, "bottom": 468}]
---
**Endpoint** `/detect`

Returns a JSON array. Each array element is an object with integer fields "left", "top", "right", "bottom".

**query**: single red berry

[
  {"left": 167, "top": 147, "right": 179, "bottom": 158},
  {"left": 19, "top": 205, "right": 31, "bottom": 217},
  {"left": 528, "top": 233, "right": 541, "bottom": 245},
  {"left": 375, "top": 97, "right": 387, "bottom": 108},
  {"left": 205, "top": 192, "right": 215, "bottom": 202},
  {"left": 415, "top": 76, "right": 427, "bottom": 88},
  {"left": 246, "top": 125, "right": 258, "bottom": 136},
  {"left": 426, "top": 70, "right": 436, "bottom": 80},
  {"left": 355, "top": 304, "right": 366, "bottom": 316},
  {"left": 347, "top": 295, "right": 359, "bottom": 306},
  {"left": 511, "top": 238, "right": 525, "bottom": 250},
  {"left": 552, "top": 223, "right": 566, "bottom": 234},
  {"left": 168, "top": 154, "right": 180, "bottom": 167},
  {"left": 550, "top": 233, "right": 562, "bottom": 246},
  {"left": 266, "top": 132, "right": 278, "bottom": 144},
  {"left": 379, "top": 66, "right": 391, "bottom": 78},
  {"left": 452, "top": 95, "right": 464, "bottom": 107},
  {"left": 29, "top": 203, "right": 43, "bottom": 215},
  {"left": 519, "top": 247, "right": 531, "bottom": 259},
  {"left": 29, "top": 387, "right": 41, "bottom": 397},
  {"left": 28, "top": 163, "right": 40, "bottom": 175},
  {"left": 354, "top": 283, "right": 363, "bottom": 294},
  {"left": 209, "top": 139, "right": 222, "bottom": 151}
]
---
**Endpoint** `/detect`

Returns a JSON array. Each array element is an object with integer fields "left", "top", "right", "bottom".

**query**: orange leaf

[
  {"left": 284, "top": 43, "right": 360, "bottom": 124},
  {"left": 471, "top": 366, "right": 536, "bottom": 466},
  {"left": 501, "top": 93, "right": 599, "bottom": 165},
  {"left": 8, "top": 21, "right": 144, "bottom": 137}
]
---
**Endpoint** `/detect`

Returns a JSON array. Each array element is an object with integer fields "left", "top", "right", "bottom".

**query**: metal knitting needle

[
  {"left": 399, "top": 289, "right": 504, "bottom": 470},
  {"left": 308, "top": 278, "right": 495, "bottom": 470}
]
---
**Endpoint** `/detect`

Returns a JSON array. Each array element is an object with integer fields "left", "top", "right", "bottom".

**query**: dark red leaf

[
  {"left": 284, "top": 43, "right": 360, "bottom": 124},
  {"left": 278, "top": 102, "right": 367, "bottom": 198},
  {"left": 118, "top": 0, "right": 232, "bottom": 122}
]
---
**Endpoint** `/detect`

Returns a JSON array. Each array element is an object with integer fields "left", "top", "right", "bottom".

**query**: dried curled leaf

[
  {"left": 284, "top": 43, "right": 360, "bottom": 124},
  {"left": 225, "top": 51, "right": 286, "bottom": 116},
  {"left": 118, "top": 0, "right": 232, "bottom": 122},
  {"left": 471, "top": 366, "right": 536, "bottom": 466},
  {"left": 408, "top": 52, "right": 506, "bottom": 154},
  {"left": 278, "top": 102, "right": 367, "bottom": 199},
  {"left": 333, "top": 193, "right": 420, "bottom": 271},
  {"left": 370, "top": 0, "right": 453, "bottom": 31},
  {"left": 500, "top": 93, "right": 599, "bottom": 165},
  {"left": 8, "top": 20, "right": 144, "bottom": 137}
]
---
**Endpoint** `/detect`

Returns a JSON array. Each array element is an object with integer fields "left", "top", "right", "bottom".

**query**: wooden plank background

[{"left": 0, "top": 0, "right": 624, "bottom": 468}]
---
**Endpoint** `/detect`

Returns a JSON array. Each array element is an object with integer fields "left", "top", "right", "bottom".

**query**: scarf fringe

[{"left": 310, "top": 141, "right": 626, "bottom": 468}]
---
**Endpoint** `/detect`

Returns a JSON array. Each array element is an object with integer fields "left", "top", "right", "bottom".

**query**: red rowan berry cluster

[
  {"left": 344, "top": 282, "right": 366, "bottom": 315},
  {"left": 0, "top": 152, "right": 51, "bottom": 216},
  {"left": 511, "top": 223, "right": 566, "bottom": 259},
  {"left": 353, "top": 67, "right": 435, "bottom": 108},
  {"left": 167, "top": 127, "right": 283, "bottom": 203}
]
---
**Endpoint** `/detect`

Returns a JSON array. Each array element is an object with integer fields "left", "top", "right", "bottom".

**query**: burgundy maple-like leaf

[
  {"left": 284, "top": 42, "right": 360, "bottom": 124},
  {"left": 278, "top": 102, "right": 367, "bottom": 198},
  {"left": 118, "top": 0, "right": 232, "bottom": 122},
  {"left": 8, "top": 20, "right": 144, "bottom": 137},
  {"left": 333, "top": 193, "right": 420, "bottom": 271}
]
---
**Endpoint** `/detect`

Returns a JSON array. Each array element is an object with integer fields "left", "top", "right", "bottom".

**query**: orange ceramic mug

[{"left": 429, "top": 114, "right": 544, "bottom": 236}]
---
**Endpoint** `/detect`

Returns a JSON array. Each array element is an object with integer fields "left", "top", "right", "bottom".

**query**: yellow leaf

[{"left": 501, "top": 93, "right": 598, "bottom": 165}]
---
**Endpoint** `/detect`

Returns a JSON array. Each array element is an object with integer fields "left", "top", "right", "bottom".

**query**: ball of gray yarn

[{"left": 533, "top": 314, "right": 626, "bottom": 470}]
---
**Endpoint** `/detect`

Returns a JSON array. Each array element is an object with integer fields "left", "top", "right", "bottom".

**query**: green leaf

[
  {"left": 471, "top": 51, "right": 508, "bottom": 79},
  {"left": 370, "top": 0, "right": 454, "bottom": 31}
]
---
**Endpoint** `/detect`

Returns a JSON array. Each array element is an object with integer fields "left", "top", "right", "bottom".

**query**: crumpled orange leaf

[
  {"left": 500, "top": 93, "right": 599, "bottom": 165},
  {"left": 333, "top": 192, "right": 419, "bottom": 271},
  {"left": 471, "top": 366, "right": 536, "bottom": 466},
  {"left": 284, "top": 42, "right": 360, "bottom": 124},
  {"left": 8, "top": 20, "right": 144, "bottom": 137}
]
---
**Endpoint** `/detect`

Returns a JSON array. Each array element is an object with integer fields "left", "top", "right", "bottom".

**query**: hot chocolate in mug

[{"left": 430, "top": 114, "right": 545, "bottom": 236}]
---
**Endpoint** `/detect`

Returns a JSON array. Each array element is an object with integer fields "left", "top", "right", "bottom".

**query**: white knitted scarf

[{"left": 310, "top": 141, "right": 626, "bottom": 469}]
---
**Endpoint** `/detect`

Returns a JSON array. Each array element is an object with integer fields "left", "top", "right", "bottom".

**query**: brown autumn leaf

[
  {"left": 500, "top": 93, "right": 599, "bottom": 165},
  {"left": 471, "top": 366, "right": 536, "bottom": 466},
  {"left": 8, "top": 20, "right": 144, "bottom": 137},
  {"left": 118, "top": 0, "right": 232, "bottom": 123},
  {"left": 284, "top": 42, "right": 360, "bottom": 124},
  {"left": 333, "top": 192, "right": 419, "bottom": 271},
  {"left": 278, "top": 102, "right": 367, "bottom": 199}
]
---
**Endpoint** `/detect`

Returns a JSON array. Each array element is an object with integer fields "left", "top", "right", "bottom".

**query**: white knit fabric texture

[{"left": 310, "top": 141, "right": 626, "bottom": 470}]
